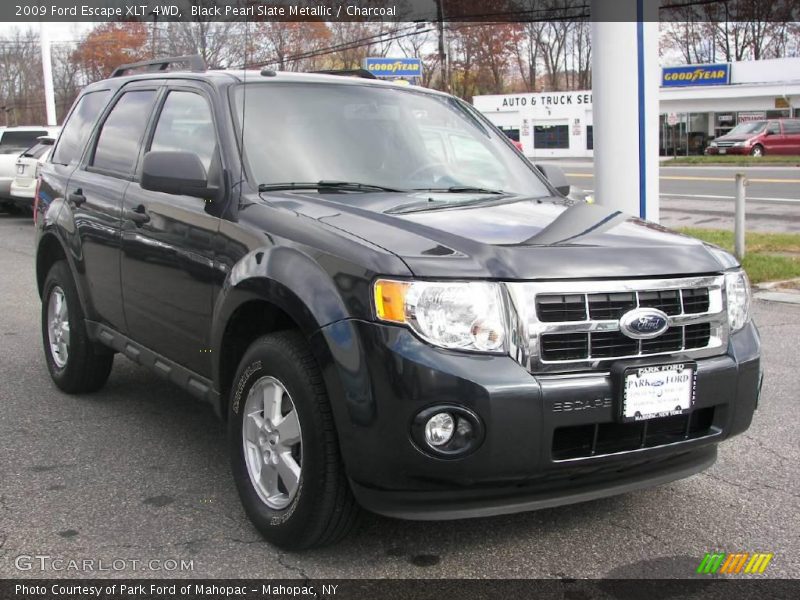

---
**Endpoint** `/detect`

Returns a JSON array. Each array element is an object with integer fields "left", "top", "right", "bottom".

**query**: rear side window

[
  {"left": 767, "top": 121, "right": 781, "bottom": 135},
  {"left": 52, "top": 90, "right": 110, "bottom": 165},
  {"left": 782, "top": 120, "right": 800, "bottom": 134},
  {"left": 149, "top": 91, "right": 216, "bottom": 171},
  {"left": 0, "top": 130, "right": 48, "bottom": 154},
  {"left": 92, "top": 90, "right": 158, "bottom": 176}
]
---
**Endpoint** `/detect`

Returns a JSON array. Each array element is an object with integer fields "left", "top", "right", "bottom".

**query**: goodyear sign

[
  {"left": 364, "top": 57, "right": 422, "bottom": 78},
  {"left": 662, "top": 64, "right": 730, "bottom": 87}
]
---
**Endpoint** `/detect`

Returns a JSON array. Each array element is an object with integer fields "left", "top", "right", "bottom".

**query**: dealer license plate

[
  {"left": 621, "top": 363, "right": 696, "bottom": 422},
  {"left": 718, "top": 148, "right": 727, "bottom": 154},
  {"left": 16, "top": 164, "right": 24, "bottom": 174}
]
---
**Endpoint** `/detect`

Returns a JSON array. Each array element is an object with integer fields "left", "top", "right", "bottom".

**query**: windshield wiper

[
  {"left": 258, "top": 180, "right": 405, "bottom": 193},
  {"left": 412, "top": 185, "right": 506, "bottom": 195},
  {"left": 386, "top": 193, "right": 521, "bottom": 215}
]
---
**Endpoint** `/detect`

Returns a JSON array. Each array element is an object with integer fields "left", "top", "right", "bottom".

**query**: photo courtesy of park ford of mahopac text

[{"left": 0, "top": 0, "right": 799, "bottom": 598}]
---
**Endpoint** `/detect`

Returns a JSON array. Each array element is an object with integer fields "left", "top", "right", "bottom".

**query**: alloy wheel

[
  {"left": 47, "top": 286, "right": 70, "bottom": 368},
  {"left": 242, "top": 376, "right": 303, "bottom": 510}
]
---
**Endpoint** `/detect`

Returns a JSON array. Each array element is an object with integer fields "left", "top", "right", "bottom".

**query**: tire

[
  {"left": 228, "top": 331, "right": 358, "bottom": 549},
  {"left": 750, "top": 145, "right": 764, "bottom": 157},
  {"left": 41, "top": 260, "right": 114, "bottom": 393}
]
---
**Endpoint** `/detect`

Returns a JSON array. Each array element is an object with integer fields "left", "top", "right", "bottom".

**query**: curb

[
  {"left": 754, "top": 277, "right": 800, "bottom": 305},
  {"left": 754, "top": 291, "right": 800, "bottom": 305},
  {"left": 754, "top": 277, "right": 800, "bottom": 292}
]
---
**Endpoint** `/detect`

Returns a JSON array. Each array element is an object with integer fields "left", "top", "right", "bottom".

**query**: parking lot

[{"left": 0, "top": 211, "right": 797, "bottom": 579}]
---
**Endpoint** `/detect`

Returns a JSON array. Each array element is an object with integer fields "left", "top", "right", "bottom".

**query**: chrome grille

[{"left": 506, "top": 276, "right": 728, "bottom": 374}]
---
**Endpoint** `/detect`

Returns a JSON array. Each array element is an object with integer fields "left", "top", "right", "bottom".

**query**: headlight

[
  {"left": 724, "top": 269, "right": 751, "bottom": 332},
  {"left": 373, "top": 279, "right": 508, "bottom": 353},
  {"left": 709, "top": 141, "right": 718, "bottom": 148},
  {"left": 733, "top": 141, "right": 745, "bottom": 147}
]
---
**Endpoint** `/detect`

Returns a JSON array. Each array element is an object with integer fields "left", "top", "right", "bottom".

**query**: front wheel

[
  {"left": 41, "top": 260, "right": 114, "bottom": 393},
  {"left": 228, "top": 331, "right": 358, "bottom": 549},
  {"left": 750, "top": 144, "right": 764, "bottom": 157}
]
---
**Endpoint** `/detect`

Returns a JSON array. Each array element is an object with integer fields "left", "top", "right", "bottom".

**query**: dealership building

[{"left": 472, "top": 57, "right": 800, "bottom": 158}]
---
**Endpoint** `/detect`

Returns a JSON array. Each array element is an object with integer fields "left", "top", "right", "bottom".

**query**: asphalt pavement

[
  {"left": 536, "top": 160, "right": 800, "bottom": 233},
  {"left": 0, "top": 212, "right": 798, "bottom": 579}
]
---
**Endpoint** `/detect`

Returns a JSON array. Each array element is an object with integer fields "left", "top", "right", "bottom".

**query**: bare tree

[
  {"left": 0, "top": 28, "right": 44, "bottom": 125},
  {"left": 539, "top": 20, "right": 570, "bottom": 90},
  {"left": 161, "top": 21, "right": 245, "bottom": 69}
]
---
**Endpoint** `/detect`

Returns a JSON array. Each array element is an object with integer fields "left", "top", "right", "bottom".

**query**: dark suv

[{"left": 34, "top": 57, "right": 762, "bottom": 550}]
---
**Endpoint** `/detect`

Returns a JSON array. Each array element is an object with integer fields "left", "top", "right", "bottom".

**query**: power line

[{"left": 242, "top": 22, "right": 427, "bottom": 69}]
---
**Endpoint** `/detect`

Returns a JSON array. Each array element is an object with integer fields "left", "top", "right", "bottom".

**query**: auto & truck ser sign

[{"left": 662, "top": 64, "right": 730, "bottom": 87}]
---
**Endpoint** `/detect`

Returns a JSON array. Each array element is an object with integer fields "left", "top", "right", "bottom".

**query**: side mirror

[
  {"left": 535, "top": 163, "right": 571, "bottom": 197},
  {"left": 141, "top": 151, "right": 216, "bottom": 198}
]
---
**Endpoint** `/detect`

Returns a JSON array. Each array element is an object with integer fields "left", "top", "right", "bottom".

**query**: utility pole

[
  {"left": 591, "top": 0, "right": 659, "bottom": 222},
  {"left": 150, "top": 11, "right": 159, "bottom": 59},
  {"left": 436, "top": 0, "right": 449, "bottom": 93},
  {"left": 40, "top": 23, "right": 57, "bottom": 126}
]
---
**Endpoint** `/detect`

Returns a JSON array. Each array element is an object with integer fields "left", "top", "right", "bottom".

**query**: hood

[
  {"left": 714, "top": 133, "right": 756, "bottom": 143},
  {"left": 263, "top": 191, "right": 730, "bottom": 279}
]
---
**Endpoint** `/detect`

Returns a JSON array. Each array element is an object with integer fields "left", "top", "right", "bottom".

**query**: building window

[
  {"left": 534, "top": 124, "right": 569, "bottom": 149},
  {"left": 498, "top": 126, "right": 520, "bottom": 142},
  {"left": 586, "top": 125, "right": 593, "bottom": 150}
]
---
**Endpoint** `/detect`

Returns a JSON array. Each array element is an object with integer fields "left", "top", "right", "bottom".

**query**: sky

[{"left": 0, "top": 22, "right": 95, "bottom": 43}]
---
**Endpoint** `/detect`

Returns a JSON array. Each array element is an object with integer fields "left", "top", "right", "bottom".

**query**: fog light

[
  {"left": 411, "top": 405, "right": 485, "bottom": 458},
  {"left": 424, "top": 412, "right": 455, "bottom": 447}
]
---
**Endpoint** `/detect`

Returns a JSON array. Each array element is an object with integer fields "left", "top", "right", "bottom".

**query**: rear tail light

[{"left": 33, "top": 176, "right": 42, "bottom": 224}]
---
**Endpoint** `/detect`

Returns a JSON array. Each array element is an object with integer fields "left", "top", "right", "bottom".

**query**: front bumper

[
  {"left": 705, "top": 146, "right": 749, "bottom": 155},
  {"left": 312, "top": 319, "right": 761, "bottom": 520}
]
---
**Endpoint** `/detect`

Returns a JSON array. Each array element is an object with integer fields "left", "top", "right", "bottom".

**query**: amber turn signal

[{"left": 373, "top": 279, "right": 409, "bottom": 323}]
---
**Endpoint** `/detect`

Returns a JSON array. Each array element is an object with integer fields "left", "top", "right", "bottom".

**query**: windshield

[
  {"left": 727, "top": 121, "right": 766, "bottom": 136},
  {"left": 233, "top": 82, "right": 550, "bottom": 197}
]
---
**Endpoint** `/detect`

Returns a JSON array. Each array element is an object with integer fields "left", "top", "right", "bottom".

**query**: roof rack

[
  {"left": 310, "top": 69, "right": 377, "bottom": 80},
  {"left": 111, "top": 55, "right": 206, "bottom": 78}
]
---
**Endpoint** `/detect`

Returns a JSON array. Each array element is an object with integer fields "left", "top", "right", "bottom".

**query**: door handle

[
  {"left": 124, "top": 205, "right": 150, "bottom": 225},
  {"left": 67, "top": 189, "right": 86, "bottom": 206}
]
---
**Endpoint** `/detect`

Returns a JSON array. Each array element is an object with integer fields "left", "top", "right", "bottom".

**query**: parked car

[
  {"left": 34, "top": 56, "right": 761, "bottom": 550},
  {"left": 10, "top": 136, "right": 56, "bottom": 209},
  {"left": 0, "top": 126, "right": 60, "bottom": 211},
  {"left": 706, "top": 118, "right": 800, "bottom": 156}
]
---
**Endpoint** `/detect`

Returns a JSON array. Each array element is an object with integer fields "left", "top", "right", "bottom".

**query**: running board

[{"left": 85, "top": 320, "right": 221, "bottom": 416}]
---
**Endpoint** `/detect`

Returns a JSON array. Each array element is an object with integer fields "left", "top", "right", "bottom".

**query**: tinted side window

[
  {"left": 52, "top": 91, "right": 110, "bottom": 165},
  {"left": 92, "top": 90, "right": 157, "bottom": 176},
  {"left": 0, "top": 130, "right": 48, "bottom": 154},
  {"left": 782, "top": 120, "right": 800, "bottom": 134},
  {"left": 149, "top": 91, "right": 216, "bottom": 171}
]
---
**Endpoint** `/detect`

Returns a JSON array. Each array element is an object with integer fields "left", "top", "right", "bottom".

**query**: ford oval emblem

[{"left": 619, "top": 308, "right": 669, "bottom": 340}]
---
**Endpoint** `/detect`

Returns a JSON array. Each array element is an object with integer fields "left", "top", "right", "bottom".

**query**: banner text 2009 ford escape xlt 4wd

[{"left": 34, "top": 56, "right": 762, "bottom": 550}]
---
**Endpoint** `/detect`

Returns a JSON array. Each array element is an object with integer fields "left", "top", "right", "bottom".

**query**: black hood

[{"left": 263, "top": 192, "right": 731, "bottom": 279}]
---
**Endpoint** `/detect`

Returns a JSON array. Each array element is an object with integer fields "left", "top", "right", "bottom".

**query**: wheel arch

[
  {"left": 211, "top": 246, "right": 353, "bottom": 416},
  {"left": 36, "top": 232, "right": 70, "bottom": 298}
]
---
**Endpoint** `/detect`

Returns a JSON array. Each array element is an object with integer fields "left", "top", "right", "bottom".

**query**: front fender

[
  {"left": 35, "top": 201, "right": 93, "bottom": 318},
  {"left": 210, "top": 245, "right": 353, "bottom": 386}
]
